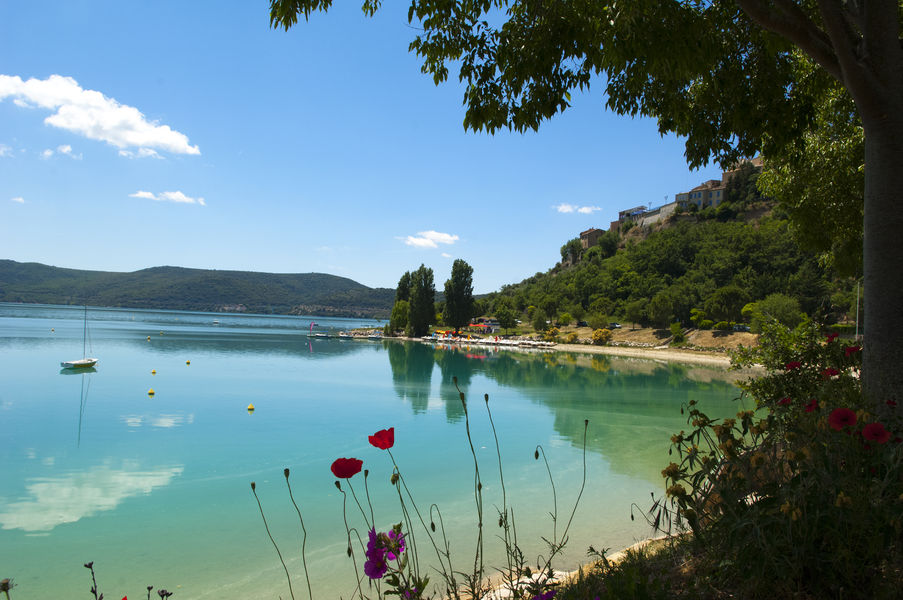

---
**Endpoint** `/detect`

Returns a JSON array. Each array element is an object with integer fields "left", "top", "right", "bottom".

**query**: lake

[{"left": 0, "top": 303, "right": 748, "bottom": 599}]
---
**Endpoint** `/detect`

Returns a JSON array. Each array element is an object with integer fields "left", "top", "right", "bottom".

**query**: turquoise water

[{"left": 0, "top": 304, "right": 747, "bottom": 598}]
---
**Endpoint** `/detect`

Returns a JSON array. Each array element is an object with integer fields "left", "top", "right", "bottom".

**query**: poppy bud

[
  {"left": 477, "top": 482, "right": 482, "bottom": 491},
  {"left": 585, "top": 419, "right": 589, "bottom": 426},
  {"left": 84, "top": 562, "right": 94, "bottom": 569},
  {"left": 284, "top": 468, "right": 290, "bottom": 478},
  {"left": 431, "top": 521, "right": 436, "bottom": 532},
  {"left": 498, "top": 516, "right": 503, "bottom": 528},
  {"left": 391, "top": 473, "right": 399, "bottom": 485},
  {"left": 334, "top": 481, "right": 341, "bottom": 490},
  {"left": 534, "top": 449, "right": 539, "bottom": 460},
  {"left": 347, "top": 545, "right": 352, "bottom": 557},
  {"left": 250, "top": 482, "right": 256, "bottom": 490},
  {"left": 365, "top": 469, "right": 369, "bottom": 478},
  {"left": 484, "top": 394, "right": 489, "bottom": 404}
]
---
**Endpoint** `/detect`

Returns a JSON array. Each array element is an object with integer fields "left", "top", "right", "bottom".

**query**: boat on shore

[{"left": 61, "top": 305, "right": 98, "bottom": 369}]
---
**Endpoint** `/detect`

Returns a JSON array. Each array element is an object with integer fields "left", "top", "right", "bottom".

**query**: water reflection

[
  {"left": 387, "top": 341, "right": 433, "bottom": 413},
  {"left": 0, "top": 462, "right": 184, "bottom": 532}
]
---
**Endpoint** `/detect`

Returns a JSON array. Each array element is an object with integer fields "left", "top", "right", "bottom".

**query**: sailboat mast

[{"left": 83, "top": 305, "right": 88, "bottom": 358}]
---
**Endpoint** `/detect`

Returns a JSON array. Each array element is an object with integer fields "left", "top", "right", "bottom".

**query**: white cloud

[
  {"left": 0, "top": 143, "right": 11, "bottom": 157},
  {"left": 0, "top": 74, "right": 200, "bottom": 156},
  {"left": 40, "top": 148, "right": 53, "bottom": 159},
  {"left": 441, "top": 252, "right": 453, "bottom": 258},
  {"left": 119, "top": 148, "right": 161, "bottom": 159},
  {"left": 0, "top": 463, "right": 184, "bottom": 532},
  {"left": 40, "top": 144, "right": 82, "bottom": 160},
  {"left": 555, "top": 203, "right": 601, "bottom": 214},
  {"left": 403, "top": 230, "right": 459, "bottom": 249},
  {"left": 129, "top": 190, "right": 206, "bottom": 206},
  {"left": 11, "top": 196, "right": 24, "bottom": 204}
]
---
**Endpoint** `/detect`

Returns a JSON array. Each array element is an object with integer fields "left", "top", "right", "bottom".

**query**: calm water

[{"left": 0, "top": 303, "right": 748, "bottom": 599}]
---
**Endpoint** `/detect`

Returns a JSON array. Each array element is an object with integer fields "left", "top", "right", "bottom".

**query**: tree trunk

[{"left": 861, "top": 114, "right": 903, "bottom": 408}]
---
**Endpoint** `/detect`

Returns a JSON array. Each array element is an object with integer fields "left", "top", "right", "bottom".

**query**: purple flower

[{"left": 363, "top": 527, "right": 407, "bottom": 579}]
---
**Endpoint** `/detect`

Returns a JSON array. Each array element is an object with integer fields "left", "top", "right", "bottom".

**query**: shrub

[
  {"left": 653, "top": 319, "right": 901, "bottom": 598},
  {"left": 713, "top": 320, "right": 730, "bottom": 330},
  {"left": 669, "top": 322, "right": 684, "bottom": 343},
  {"left": 565, "top": 331, "right": 578, "bottom": 344},
  {"left": 592, "top": 328, "right": 612, "bottom": 346},
  {"left": 699, "top": 319, "right": 714, "bottom": 330},
  {"left": 542, "top": 327, "right": 560, "bottom": 342}
]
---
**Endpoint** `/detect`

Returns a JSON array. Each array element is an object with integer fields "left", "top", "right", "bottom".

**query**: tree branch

[{"left": 735, "top": 0, "right": 842, "bottom": 81}]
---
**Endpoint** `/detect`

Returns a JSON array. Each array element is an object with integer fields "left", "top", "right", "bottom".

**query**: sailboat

[{"left": 61, "top": 305, "right": 98, "bottom": 369}]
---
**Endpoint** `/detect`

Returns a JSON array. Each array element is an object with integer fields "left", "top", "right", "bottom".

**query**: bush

[
  {"left": 699, "top": 319, "right": 714, "bottom": 330},
  {"left": 654, "top": 320, "right": 901, "bottom": 598},
  {"left": 714, "top": 320, "right": 730, "bottom": 330},
  {"left": 592, "top": 328, "right": 612, "bottom": 345},
  {"left": 565, "top": 331, "right": 578, "bottom": 344},
  {"left": 669, "top": 322, "right": 685, "bottom": 343},
  {"left": 542, "top": 327, "right": 560, "bottom": 342}
]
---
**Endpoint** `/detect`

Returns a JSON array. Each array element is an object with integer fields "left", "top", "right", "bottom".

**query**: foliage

[
  {"left": 698, "top": 320, "right": 714, "bottom": 330},
  {"left": 745, "top": 293, "right": 803, "bottom": 332},
  {"left": 407, "top": 265, "right": 435, "bottom": 337},
  {"left": 565, "top": 331, "right": 578, "bottom": 344},
  {"left": 713, "top": 321, "right": 730, "bottom": 331},
  {"left": 669, "top": 323, "right": 684, "bottom": 344},
  {"left": 396, "top": 271, "right": 412, "bottom": 303},
  {"left": 591, "top": 328, "right": 612, "bottom": 346},
  {"left": 654, "top": 321, "right": 902, "bottom": 598},
  {"left": 443, "top": 259, "right": 475, "bottom": 332},
  {"left": 560, "top": 238, "right": 584, "bottom": 265},
  {"left": 494, "top": 297, "right": 518, "bottom": 335},
  {"left": 389, "top": 300, "right": 410, "bottom": 334},
  {"left": 532, "top": 308, "right": 549, "bottom": 333},
  {"left": 557, "top": 312, "right": 573, "bottom": 327}
]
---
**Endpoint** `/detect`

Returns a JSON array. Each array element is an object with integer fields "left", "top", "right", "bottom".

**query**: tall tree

[
  {"left": 443, "top": 259, "right": 475, "bottom": 333},
  {"left": 270, "top": 1, "right": 903, "bottom": 404},
  {"left": 396, "top": 271, "right": 412, "bottom": 303},
  {"left": 408, "top": 264, "right": 435, "bottom": 337}
]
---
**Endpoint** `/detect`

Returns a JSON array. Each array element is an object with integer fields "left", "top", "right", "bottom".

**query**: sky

[{"left": 0, "top": 1, "right": 723, "bottom": 294}]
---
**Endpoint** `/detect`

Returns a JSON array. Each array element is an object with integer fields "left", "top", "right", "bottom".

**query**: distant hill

[{"left": 0, "top": 260, "right": 395, "bottom": 318}]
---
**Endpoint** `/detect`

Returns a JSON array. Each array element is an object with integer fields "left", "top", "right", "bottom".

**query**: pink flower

[
  {"left": 828, "top": 408, "right": 857, "bottom": 431},
  {"left": 804, "top": 398, "right": 818, "bottom": 413},
  {"left": 778, "top": 397, "right": 792, "bottom": 406},
  {"left": 826, "top": 333, "right": 839, "bottom": 342},
  {"left": 844, "top": 345, "right": 862, "bottom": 357},
  {"left": 862, "top": 422, "right": 891, "bottom": 444},
  {"left": 821, "top": 367, "right": 840, "bottom": 379},
  {"left": 785, "top": 361, "right": 802, "bottom": 371}
]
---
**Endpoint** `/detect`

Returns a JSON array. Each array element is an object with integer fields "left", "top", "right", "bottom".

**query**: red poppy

[
  {"left": 844, "top": 345, "right": 862, "bottom": 357},
  {"left": 862, "top": 422, "right": 891, "bottom": 444},
  {"left": 331, "top": 457, "right": 363, "bottom": 479},
  {"left": 778, "top": 397, "right": 792, "bottom": 406},
  {"left": 821, "top": 367, "right": 840, "bottom": 379},
  {"left": 887, "top": 400, "right": 898, "bottom": 408},
  {"left": 828, "top": 408, "right": 857, "bottom": 431},
  {"left": 826, "top": 333, "right": 839, "bottom": 342},
  {"left": 368, "top": 427, "right": 395, "bottom": 450},
  {"left": 785, "top": 361, "right": 802, "bottom": 371},
  {"left": 804, "top": 398, "right": 818, "bottom": 413}
]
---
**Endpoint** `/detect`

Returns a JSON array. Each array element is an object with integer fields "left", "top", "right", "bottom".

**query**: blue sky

[{"left": 0, "top": 2, "right": 722, "bottom": 294}]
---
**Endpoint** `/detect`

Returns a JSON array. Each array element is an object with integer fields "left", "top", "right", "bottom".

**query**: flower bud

[
  {"left": 250, "top": 482, "right": 256, "bottom": 491},
  {"left": 284, "top": 468, "right": 290, "bottom": 478}
]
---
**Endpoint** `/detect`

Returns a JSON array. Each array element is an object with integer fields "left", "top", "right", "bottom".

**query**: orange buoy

[{"left": 151, "top": 369, "right": 156, "bottom": 375}]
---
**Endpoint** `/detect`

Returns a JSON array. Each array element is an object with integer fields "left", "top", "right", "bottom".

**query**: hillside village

[{"left": 578, "top": 157, "right": 764, "bottom": 249}]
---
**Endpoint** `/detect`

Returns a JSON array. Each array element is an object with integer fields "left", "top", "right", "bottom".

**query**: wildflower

[
  {"left": 368, "top": 427, "right": 395, "bottom": 450},
  {"left": 364, "top": 526, "right": 407, "bottom": 579},
  {"left": 862, "top": 422, "right": 891, "bottom": 444},
  {"left": 804, "top": 398, "right": 818, "bottom": 413},
  {"left": 671, "top": 432, "right": 684, "bottom": 444},
  {"left": 666, "top": 484, "right": 688, "bottom": 499},
  {"left": 888, "top": 399, "right": 898, "bottom": 408},
  {"left": 778, "top": 397, "right": 792, "bottom": 406},
  {"left": 785, "top": 361, "right": 802, "bottom": 370},
  {"left": 661, "top": 463, "right": 680, "bottom": 479},
  {"left": 826, "top": 332, "right": 839, "bottom": 342},
  {"left": 821, "top": 367, "right": 840, "bottom": 379},
  {"left": 835, "top": 491, "right": 853, "bottom": 509},
  {"left": 844, "top": 345, "right": 862, "bottom": 357},
  {"left": 531, "top": 590, "right": 556, "bottom": 600},
  {"left": 828, "top": 407, "right": 857, "bottom": 431},
  {"left": 330, "top": 457, "right": 363, "bottom": 479}
]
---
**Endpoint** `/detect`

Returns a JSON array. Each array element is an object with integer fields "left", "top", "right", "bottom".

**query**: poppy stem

[
  {"left": 347, "top": 482, "right": 371, "bottom": 530},
  {"left": 535, "top": 444, "right": 558, "bottom": 544},
  {"left": 251, "top": 483, "right": 296, "bottom": 600},
  {"left": 284, "top": 471, "right": 313, "bottom": 600},
  {"left": 454, "top": 377, "right": 484, "bottom": 590}
]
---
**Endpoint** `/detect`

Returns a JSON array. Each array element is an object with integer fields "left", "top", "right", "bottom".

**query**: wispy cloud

[
  {"left": 441, "top": 252, "right": 453, "bottom": 258},
  {"left": 129, "top": 190, "right": 206, "bottom": 206},
  {"left": 402, "top": 230, "right": 459, "bottom": 249},
  {"left": 0, "top": 74, "right": 200, "bottom": 156},
  {"left": 0, "top": 143, "right": 11, "bottom": 157},
  {"left": 554, "top": 203, "right": 601, "bottom": 215},
  {"left": 11, "top": 196, "right": 24, "bottom": 204},
  {"left": 40, "top": 144, "right": 82, "bottom": 160}
]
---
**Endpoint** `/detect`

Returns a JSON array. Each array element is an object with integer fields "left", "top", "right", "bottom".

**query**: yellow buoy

[
  {"left": 147, "top": 336, "right": 151, "bottom": 341},
  {"left": 186, "top": 360, "right": 190, "bottom": 365},
  {"left": 151, "top": 369, "right": 156, "bottom": 375},
  {"left": 51, "top": 328, "right": 55, "bottom": 332},
  {"left": 148, "top": 388, "right": 156, "bottom": 396},
  {"left": 247, "top": 403, "right": 255, "bottom": 412},
  {"left": 159, "top": 331, "right": 163, "bottom": 335}
]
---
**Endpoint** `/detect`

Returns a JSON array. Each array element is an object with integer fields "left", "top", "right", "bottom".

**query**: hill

[{"left": 0, "top": 260, "right": 394, "bottom": 318}]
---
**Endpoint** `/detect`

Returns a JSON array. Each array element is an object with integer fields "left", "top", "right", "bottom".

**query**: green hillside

[{"left": 0, "top": 261, "right": 394, "bottom": 318}]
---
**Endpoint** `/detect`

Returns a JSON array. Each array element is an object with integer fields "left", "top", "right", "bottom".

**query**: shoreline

[{"left": 384, "top": 335, "right": 738, "bottom": 368}]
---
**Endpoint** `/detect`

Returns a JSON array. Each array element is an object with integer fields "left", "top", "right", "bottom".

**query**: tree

[
  {"left": 531, "top": 307, "right": 549, "bottom": 333},
  {"left": 747, "top": 293, "right": 804, "bottom": 332},
  {"left": 389, "top": 299, "right": 409, "bottom": 334},
  {"left": 560, "top": 238, "right": 583, "bottom": 265},
  {"left": 443, "top": 259, "right": 475, "bottom": 333},
  {"left": 494, "top": 297, "right": 517, "bottom": 335},
  {"left": 625, "top": 299, "right": 646, "bottom": 330},
  {"left": 408, "top": 264, "right": 435, "bottom": 337},
  {"left": 395, "top": 271, "right": 412, "bottom": 303},
  {"left": 705, "top": 285, "right": 751, "bottom": 323},
  {"left": 270, "top": 0, "right": 903, "bottom": 403}
]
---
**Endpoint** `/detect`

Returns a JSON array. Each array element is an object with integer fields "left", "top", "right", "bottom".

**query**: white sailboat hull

[{"left": 61, "top": 358, "right": 98, "bottom": 369}]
